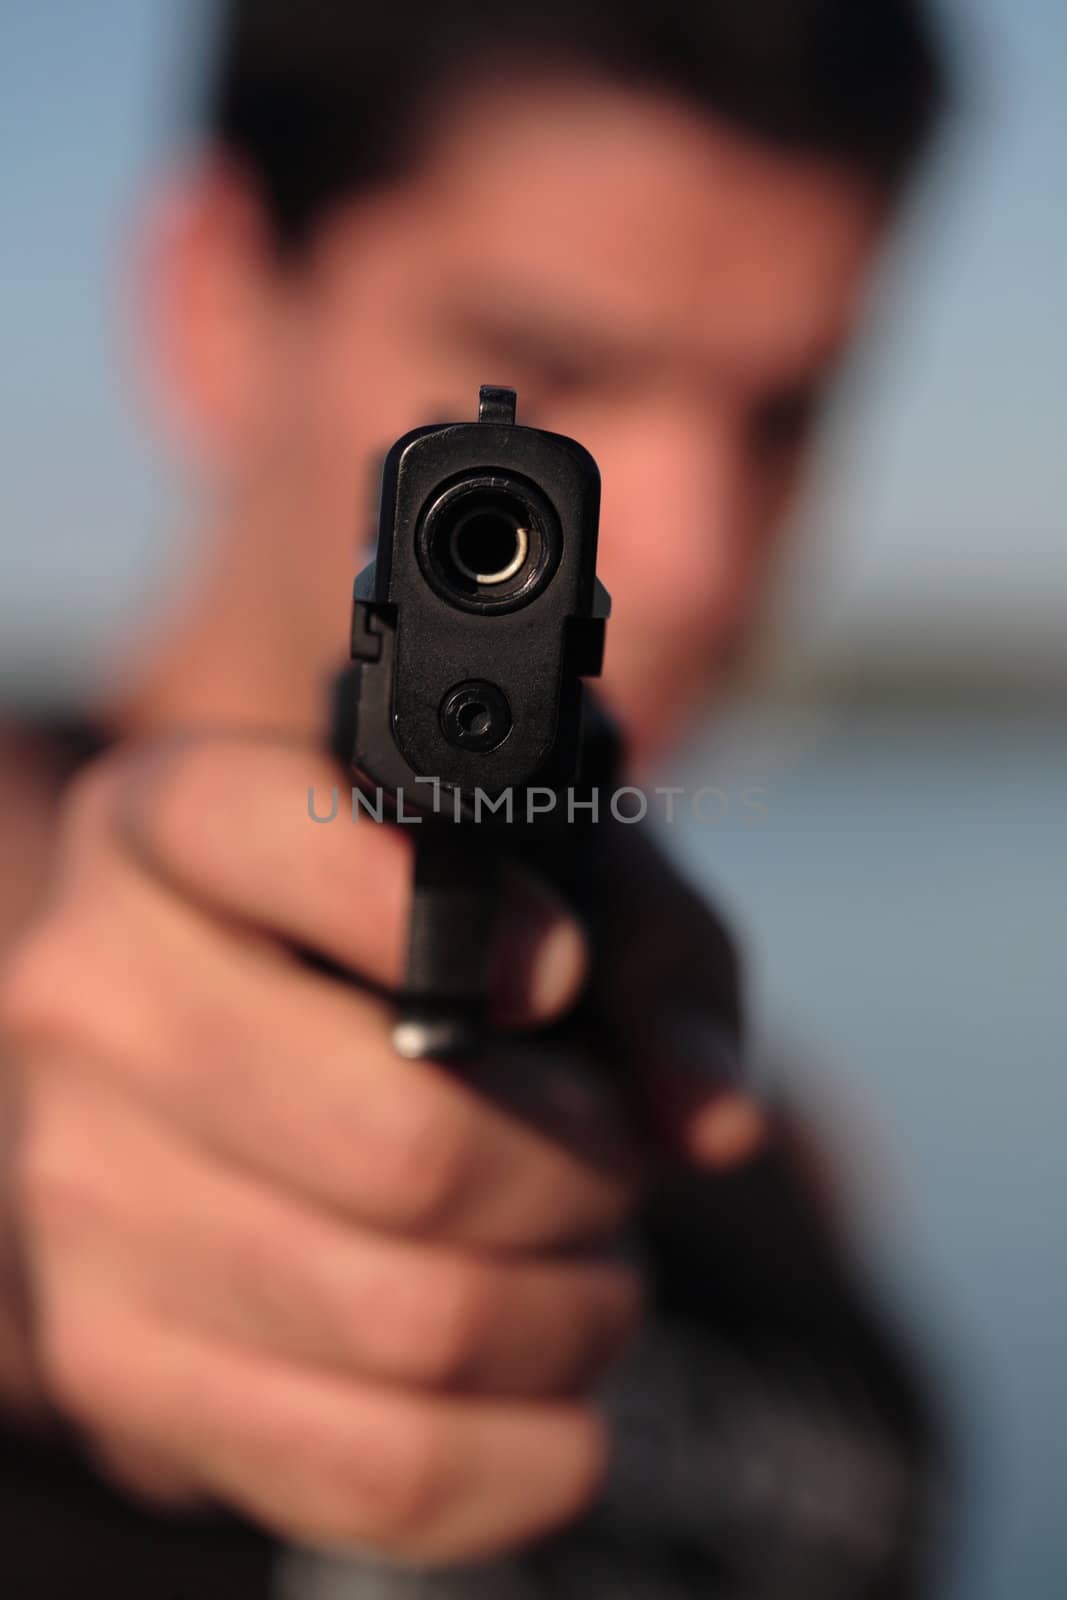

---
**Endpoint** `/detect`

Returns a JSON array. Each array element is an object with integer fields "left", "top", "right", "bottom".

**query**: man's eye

[
  {"left": 517, "top": 356, "right": 598, "bottom": 403},
  {"left": 466, "top": 335, "right": 600, "bottom": 403},
  {"left": 750, "top": 387, "right": 823, "bottom": 457}
]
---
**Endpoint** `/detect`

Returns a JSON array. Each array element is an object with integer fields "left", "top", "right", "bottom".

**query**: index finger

[{"left": 108, "top": 730, "right": 586, "bottom": 1029}]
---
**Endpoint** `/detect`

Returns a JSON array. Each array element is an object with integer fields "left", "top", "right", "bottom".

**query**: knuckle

[
  {"left": 396, "top": 1261, "right": 497, "bottom": 1386},
  {"left": 290, "top": 1410, "right": 445, "bottom": 1553},
  {"left": 140, "top": 737, "right": 220, "bottom": 865},
  {"left": 0, "top": 934, "right": 77, "bottom": 1045},
  {"left": 37, "top": 1318, "right": 91, "bottom": 1421},
  {"left": 0, "top": 931, "right": 141, "bottom": 1077},
  {"left": 91, "top": 730, "right": 230, "bottom": 893},
  {"left": 90, "top": 1437, "right": 202, "bottom": 1510},
  {"left": 229, "top": 1217, "right": 312, "bottom": 1340},
  {"left": 36, "top": 1304, "right": 115, "bottom": 1427},
  {"left": 14, "top": 1102, "right": 104, "bottom": 1244},
  {"left": 353, "top": 1415, "right": 446, "bottom": 1548},
  {"left": 0, "top": 791, "right": 153, "bottom": 1065},
  {"left": 380, "top": 1103, "right": 475, "bottom": 1234}
]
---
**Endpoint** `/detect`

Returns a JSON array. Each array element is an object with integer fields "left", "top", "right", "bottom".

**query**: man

[{"left": 0, "top": 1, "right": 949, "bottom": 1595}]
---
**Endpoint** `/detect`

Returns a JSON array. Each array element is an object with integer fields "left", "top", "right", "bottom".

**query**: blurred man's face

[{"left": 168, "top": 75, "right": 885, "bottom": 769}]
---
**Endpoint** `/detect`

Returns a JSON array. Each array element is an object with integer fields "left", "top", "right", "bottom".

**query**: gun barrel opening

[
  {"left": 418, "top": 477, "right": 560, "bottom": 614},
  {"left": 450, "top": 511, "right": 530, "bottom": 586}
]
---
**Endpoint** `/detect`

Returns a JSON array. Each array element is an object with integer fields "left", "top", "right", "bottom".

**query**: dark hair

[{"left": 208, "top": 0, "right": 949, "bottom": 252}]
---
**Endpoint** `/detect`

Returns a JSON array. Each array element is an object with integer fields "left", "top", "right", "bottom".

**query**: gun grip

[{"left": 393, "top": 826, "right": 502, "bottom": 1060}]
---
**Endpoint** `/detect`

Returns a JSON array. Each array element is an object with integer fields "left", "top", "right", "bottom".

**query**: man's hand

[{"left": 0, "top": 732, "right": 647, "bottom": 1565}]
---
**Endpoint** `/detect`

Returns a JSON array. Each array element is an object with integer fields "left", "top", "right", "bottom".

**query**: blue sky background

[{"left": 0, "top": 0, "right": 1064, "bottom": 701}]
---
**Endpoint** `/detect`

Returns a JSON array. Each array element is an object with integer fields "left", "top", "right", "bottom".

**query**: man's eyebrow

[
  {"left": 431, "top": 293, "right": 656, "bottom": 379},
  {"left": 432, "top": 290, "right": 853, "bottom": 395}
]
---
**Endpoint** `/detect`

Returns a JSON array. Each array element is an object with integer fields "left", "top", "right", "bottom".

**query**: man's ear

[{"left": 132, "top": 160, "right": 285, "bottom": 470}]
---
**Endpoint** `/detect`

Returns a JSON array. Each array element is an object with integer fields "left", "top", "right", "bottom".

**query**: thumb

[{"left": 641, "top": 1016, "right": 768, "bottom": 1173}]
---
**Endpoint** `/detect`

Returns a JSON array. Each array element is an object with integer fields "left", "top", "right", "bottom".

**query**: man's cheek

[{"left": 601, "top": 625, "right": 720, "bottom": 755}]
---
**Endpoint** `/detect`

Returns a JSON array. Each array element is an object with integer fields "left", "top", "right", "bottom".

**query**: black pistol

[{"left": 332, "top": 386, "right": 615, "bottom": 1060}]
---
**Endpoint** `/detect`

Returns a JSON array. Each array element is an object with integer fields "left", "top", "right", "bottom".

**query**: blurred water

[{"left": 663, "top": 707, "right": 1066, "bottom": 1599}]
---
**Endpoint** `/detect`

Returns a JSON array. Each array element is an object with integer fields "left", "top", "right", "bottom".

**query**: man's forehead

[{"left": 398, "top": 74, "right": 885, "bottom": 390}]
